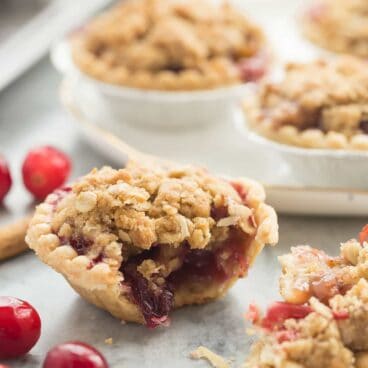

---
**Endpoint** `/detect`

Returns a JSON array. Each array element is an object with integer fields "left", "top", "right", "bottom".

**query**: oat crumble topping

[
  {"left": 72, "top": 0, "right": 268, "bottom": 91},
  {"left": 303, "top": 0, "right": 368, "bottom": 58},
  {"left": 245, "top": 57, "right": 368, "bottom": 150}
]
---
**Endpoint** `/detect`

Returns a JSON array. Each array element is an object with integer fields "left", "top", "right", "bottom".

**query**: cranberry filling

[
  {"left": 211, "top": 205, "right": 229, "bottom": 221},
  {"left": 120, "top": 230, "right": 249, "bottom": 327},
  {"left": 360, "top": 120, "right": 368, "bottom": 134},
  {"left": 230, "top": 181, "right": 248, "bottom": 203},
  {"left": 261, "top": 302, "right": 313, "bottom": 331},
  {"left": 61, "top": 235, "right": 93, "bottom": 256},
  {"left": 122, "top": 257, "right": 174, "bottom": 329},
  {"left": 237, "top": 53, "right": 268, "bottom": 82},
  {"left": 49, "top": 187, "right": 72, "bottom": 208}
]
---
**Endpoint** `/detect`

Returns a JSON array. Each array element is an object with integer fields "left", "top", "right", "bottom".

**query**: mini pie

[
  {"left": 26, "top": 163, "right": 278, "bottom": 327},
  {"left": 302, "top": 0, "right": 368, "bottom": 58},
  {"left": 72, "top": 0, "right": 268, "bottom": 91},
  {"left": 244, "top": 57, "right": 368, "bottom": 150}
]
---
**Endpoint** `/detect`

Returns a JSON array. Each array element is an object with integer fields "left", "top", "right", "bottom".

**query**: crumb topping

[
  {"left": 303, "top": 0, "right": 368, "bottom": 57},
  {"left": 48, "top": 165, "right": 257, "bottom": 262},
  {"left": 245, "top": 57, "right": 368, "bottom": 150},
  {"left": 72, "top": 0, "right": 267, "bottom": 90}
]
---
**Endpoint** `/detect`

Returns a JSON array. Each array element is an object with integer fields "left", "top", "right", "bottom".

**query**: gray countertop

[{"left": 0, "top": 59, "right": 366, "bottom": 367}]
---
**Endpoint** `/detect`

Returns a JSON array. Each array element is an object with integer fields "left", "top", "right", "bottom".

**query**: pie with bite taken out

[
  {"left": 302, "top": 0, "right": 368, "bottom": 58},
  {"left": 244, "top": 57, "right": 368, "bottom": 150},
  {"left": 26, "top": 163, "right": 278, "bottom": 327},
  {"left": 72, "top": 0, "right": 269, "bottom": 91}
]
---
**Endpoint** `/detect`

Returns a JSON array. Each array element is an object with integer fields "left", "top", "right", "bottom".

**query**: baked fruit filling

[
  {"left": 245, "top": 57, "right": 368, "bottom": 150},
  {"left": 26, "top": 164, "right": 278, "bottom": 327},
  {"left": 303, "top": 0, "right": 368, "bottom": 58},
  {"left": 72, "top": 0, "right": 268, "bottom": 91}
]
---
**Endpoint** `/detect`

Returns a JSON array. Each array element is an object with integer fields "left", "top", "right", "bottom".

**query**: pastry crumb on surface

[
  {"left": 302, "top": 0, "right": 368, "bottom": 58},
  {"left": 72, "top": 0, "right": 268, "bottom": 91},
  {"left": 245, "top": 57, "right": 368, "bottom": 150},
  {"left": 104, "top": 337, "right": 113, "bottom": 345},
  {"left": 190, "top": 346, "right": 229, "bottom": 368},
  {"left": 26, "top": 163, "right": 278, "bottom": 327}
]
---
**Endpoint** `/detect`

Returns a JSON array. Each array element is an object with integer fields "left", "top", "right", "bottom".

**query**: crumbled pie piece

[
  {"left": 244, "top": 57, "right": 368, "bottom": 150},
  {"left": 279, "top": 227, "right": 368, "bottom": 352},
  {"left": 244, "top": 298, "right": 355, "bottom": 368},
  {"left": 279, "top": 239, "right": 368, "bottom": 305},
  {"left": 26, "top": 163, "right": 278, "bottom": 327},
  {"left": 302, "top": 0, "right": 368, "bottom": 58},
  {"left": 72, "top": 0, "right": 268, "bottom": 91}
]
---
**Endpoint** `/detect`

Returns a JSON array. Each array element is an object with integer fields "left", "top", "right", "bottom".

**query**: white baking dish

[
  {"left": 51, "top": 40, "right": 252, "bottom": 129},
  {"left": 237, "top": 120, "right": 368, "bottom": 190}
]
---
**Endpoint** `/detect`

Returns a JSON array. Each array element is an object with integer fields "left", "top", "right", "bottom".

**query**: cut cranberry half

[
  {"left": 261, "top": 302, "right": 312, "bottom": 330},
  {"left": 0, "top": 296, "right": 41, "bottom": 359},
  {"left": 0, "top": 157, "right": 12, "bottom": 203},
  {"left": 43, "top": 341, "right": 108, "bottom": 368}
]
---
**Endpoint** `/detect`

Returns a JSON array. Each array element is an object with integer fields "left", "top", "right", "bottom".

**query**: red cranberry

[
  {"left": 22, "top": 146, "right": 71, "bottom": 200},
  {"left": 0, "top": 297, "right": 41, "bottom": 359},
  {"left": 0, "top": 157, "right": 12, "bottom": 202},
  {"left": 43, "top": 341, "right": 108, "bottom": 368},
  {"left": 0, "top": 365, "right": 10, "bottom": 368}
]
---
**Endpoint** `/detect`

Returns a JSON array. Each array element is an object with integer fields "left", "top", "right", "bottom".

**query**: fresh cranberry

[
  {"left": 261, "top": 302, "right": 312, "bottom": 330},
  {"left": 0, "top": 297, "right": 41, "bottom": 359},
  {"left": 237, "top": 53, "right": 268, "bottom": 82},
  {"left": 43, "top": 341, "right": 108, "bottom": 368},
  {"left": 0, "top": 365, "right": 10, "bottom": 368},
  {"left": 0, "top": 157, "right": 12, "bottom": 202},
  {"left": 22, "top": 146, "right": 71, "bottom": 200}
]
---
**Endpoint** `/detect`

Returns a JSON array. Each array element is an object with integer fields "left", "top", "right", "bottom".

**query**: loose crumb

[
  {"left": 104, "top": 338, "right": 113, "bottom": 345},
  {"left": 190, "top": 346, "right": 229, "bottom": 368}
]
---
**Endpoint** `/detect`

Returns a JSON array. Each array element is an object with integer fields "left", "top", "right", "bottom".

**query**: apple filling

[{"left": 120, "top": 228, "right": 250, "bottom": 328}]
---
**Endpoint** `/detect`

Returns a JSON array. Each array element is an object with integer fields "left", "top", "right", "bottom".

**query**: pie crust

[
  {"left": 244, "top": 57, "right": 368, "bottom": 150},
  {"left": 72, "top": 0, "right": 268, "bottom": 91},
  {"left": 26, "top": 163, "right": 278, "bottom": 327},
  {"left": 302, "top": 0, "right": 368, "bottom": 58}
]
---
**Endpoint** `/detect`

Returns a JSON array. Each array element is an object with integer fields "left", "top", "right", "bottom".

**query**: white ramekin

[
  {"left": 51, "top": 40, "right": 250, "bottom": 129},
  {"left": 237, "top": 120, "right": 368, "bottom": 190}
]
